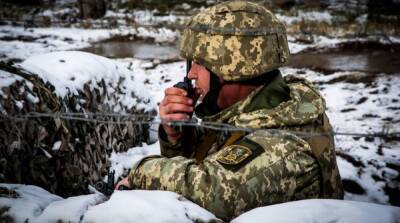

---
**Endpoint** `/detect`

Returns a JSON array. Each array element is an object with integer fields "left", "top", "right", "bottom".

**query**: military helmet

[{"left": 179, "top": 1, "right": 290, "bottom": 81}]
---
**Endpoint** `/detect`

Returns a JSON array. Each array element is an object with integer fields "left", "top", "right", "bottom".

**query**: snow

[
  {"left": 20, "top": 51, "right": 120, "bottom": 97},
  {"left": 2, "top": 184, "right": 398, "bottom": 223},
  {"left": 51, "top": 141, "right": 61, "bottom": 151},
  {"left": 0, "top": 26, "right": 112, "bottom": 61},
  {"left": 1, "top": 50, "right": 399, "bottom": 222},
  {"left": 0, "top": 70, "right": 23, "bottom": 91},
  {"left": 232, "top": 199, "right": 400, "bottom": 223},
  {"left": 82, "top": 190, "right": 216, "bottom": 223},
  {"left": 355, "top": 14, "right": 368, "bottom": 24},
  {"left": 109, "top": 141, "right": 161, "bottom": 181},
  {"left": 36, "top": 194, "right": 105, "bottom": 223},
  {"left": 0, "top": 184, "right": 216, "bottom": 223},
  {"left": 131, "top": 10, "right": 187, "bottom": 27},
  {"left": 281, "top": 67, "right": 400, "bottom": 204},
  {"left": 276, "top": 10, "right": 333, "bottom": 25},
  {"left": 287, "top": 34, "right": 400, "bottom": 54},
  {"left": 41, "top": 148, "right": 53, "bottom": 159},
  {"left": 136, "top": 27, "right": 180, "bottom": 43},
  {"left": 26, "top": 92, "right": 39, "bottom": 103},
  {"left": 141, "top": 61, "right": 187, "bottom": 104},
  {"left": 1, "top": 6, "right": 400, "bottom": 223},
  {"left": 288, "top": 35, "right": 346, "bottom": 54},
  {"left": 0, "top": 184, "right": 62, "bottom": 223},
  {"left": 0, "top": 25, "right": 179, "bottom": 62},
  {"left": 19, "top": 51, "right": 155, "bottom": 111}
]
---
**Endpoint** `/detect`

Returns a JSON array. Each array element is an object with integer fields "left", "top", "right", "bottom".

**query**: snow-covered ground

[
  {"left": 281, "top": 68, "right": 400, "bottom": 204},
  {"left": 0, "top": 25, "right": 179, "bottom": 62},
  {"left": 0, "top": 9, "right": 399, "bottom": 222},
  {"left": 232, "top": 199, "right": 400, "bottom": 223},
  {"left": 1, "top": 183, "right": 399, "bottom": 223}
]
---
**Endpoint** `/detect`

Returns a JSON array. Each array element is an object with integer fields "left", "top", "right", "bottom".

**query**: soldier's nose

[{"left": 188, "top": 72, "right": 197, "bottom": 80}]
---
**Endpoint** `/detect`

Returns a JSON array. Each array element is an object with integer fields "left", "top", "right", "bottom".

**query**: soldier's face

[{"left": 188, "top": 62, "right": 210, "bottom": 101}]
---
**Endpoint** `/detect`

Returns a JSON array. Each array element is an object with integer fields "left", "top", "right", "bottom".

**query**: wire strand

[{"left": 1, "top": 112, "right": 399, "bottom": 139}]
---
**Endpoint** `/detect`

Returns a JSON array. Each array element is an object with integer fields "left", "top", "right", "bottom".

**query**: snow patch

[
  {"left": 232, "top": 199, "right": 400, "bottom": 223},
  {"left": 19, "top": 51, "right": 155, "bottom": 112},
  {"left": 0, "top": 25, "right": 112, "bottom": 61},
  {"left": 0, "top": 70, "right": 23, "bottom": 89},
  {"left": 82, "top": 190, "right": 217, "bottom": 223},
  {"left": 110, "top": 141, "right": 161, "bottom": 181},
  {"left": 51, "top": 141, "right": 61, "bottom": 151},
  {"left": 276, "top": 10, "right": 333, "bottom": 25},
  {"left": 0, "top": 184, "right": 62, "bottom": 223},
  {"left": 37, "top": 194, "right": 106, "bottom": 223}
]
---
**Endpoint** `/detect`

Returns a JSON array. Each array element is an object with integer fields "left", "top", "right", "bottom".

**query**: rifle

[
  {"left": 95, "top": 170, "right": 129, "bottom": 196},
  {"left": 94, "top": 170, "right": 115, "bottom": 196}
]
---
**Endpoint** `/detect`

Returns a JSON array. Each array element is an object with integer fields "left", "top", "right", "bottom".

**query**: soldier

[{"left": 117, "top": 1, "right": 343, "bottom": 220}]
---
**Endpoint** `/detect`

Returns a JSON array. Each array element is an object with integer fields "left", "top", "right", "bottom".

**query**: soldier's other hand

[
  {"left": 115, "top": 177, "right": 131, "bottom": 190},
  {"left": 159, "top": 87, "right": 194, "bottom": 143}
]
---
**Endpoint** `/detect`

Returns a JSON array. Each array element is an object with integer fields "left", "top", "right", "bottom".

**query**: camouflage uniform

[{"left": 128, "top": 1, "right": 343, "bottom": 221}]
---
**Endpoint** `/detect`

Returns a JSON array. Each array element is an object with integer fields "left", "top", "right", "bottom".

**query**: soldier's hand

[
  {"left": 159, "top": 87, "right": 194, "bottom": 143},
  {"left": 115, "top": 177, "right": 131, "bottom": 190}
]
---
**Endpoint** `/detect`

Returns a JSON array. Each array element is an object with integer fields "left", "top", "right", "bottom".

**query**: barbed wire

[{"left": 1, "top": 112, "right": 399, "bottom": 139}]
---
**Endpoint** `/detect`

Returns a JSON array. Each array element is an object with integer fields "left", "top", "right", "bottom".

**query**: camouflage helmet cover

[{"left": 179, "top": 1, "right": 290, "bottom": 81}]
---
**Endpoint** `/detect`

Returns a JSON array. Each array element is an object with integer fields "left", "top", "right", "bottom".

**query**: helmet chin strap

[
  {"left": 195, "top": 68, "right": 223, "bottom": 116},
  {"left": 203, "top": 68, "right": 223, "bottom": 114}
]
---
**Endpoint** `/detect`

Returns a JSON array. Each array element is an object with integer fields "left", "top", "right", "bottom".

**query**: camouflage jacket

[{"left": 128, "top": 74, "right": 343, "bottom": 220}]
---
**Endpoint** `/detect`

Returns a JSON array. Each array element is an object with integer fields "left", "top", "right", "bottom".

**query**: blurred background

[{"left": 1, "top": 0, "right": 400, "bottom": 71}]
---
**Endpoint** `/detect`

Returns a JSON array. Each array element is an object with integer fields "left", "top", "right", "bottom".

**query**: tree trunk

[{"left": 78, "top": 0, "right": 107, "bottom": 19}]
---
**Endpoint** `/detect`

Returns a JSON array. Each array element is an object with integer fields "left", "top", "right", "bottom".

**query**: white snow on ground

[
  {"left": 0, "top": 184, "right": 62, "bottom": 222},
  {"left": 2, "top": 184, "right": 399, "bottom": 223},
  {"left": 1, "top": 51, "right": 399, "bottom": 223},
  {"left": 0, "top": 25, "right": 180, "bottom": 61},
  {"left": 0, "top": 69, "right": 39, "bottom": 109},
  {"left": 131, "top": 10, "right": 187, "bottom": 27},
  {"left": 281, "top": 67, "right": 400, "bottom": 204},
  {"left": 114, "top": 59, "right": 186, "bottom": 112},
  {"left": 288, "top": 35, "right": 350, "bottom": 54},
  {"left": 232, "top": 199, "right": 400, "bottom": 223},
  {"left": 0, "top": 24, "right": 394, "bottom": 62},
  {"left": 136, "top": 26, "right": 180, "bottom": 43},
  {"left": 1, "top": 18, "right": 399, "bottom": 222},
  {"left": 82, "top": 190, "right": 217, "bottom": 223},
  {"left": 287, "top": 34, "right": 400, "bottom": 54},
  {"left": 0, "top": 70, "right": 23, "bottom": 90},
  {"left": 109, "top": 141, "right": 161, "bottom": 181},
  {"left": 36, "top": 193, "right": 105, "bottom": 222},
  {"left": 1, "top": 46, "right": 399, "bottom": 222},
  {"left": 288, "top": 35, "right": 354, "bottom": 54},
  {"left": 142, "top": 61, "right": 187, "bottom": 104},
  {"left": 109, "top": 9, "right": 333, "bottom": 29},
  {"left": 0, "top": 26, "right": 112, "bottom": 60},
  {"left": 0, "top": 184, "right": 216, "bottom": 223},
  {"left": 276, "top": 10, "right": 333, "bottom": 25},
  {"left": 19, "top": 51, "right": 155, "bottom": 111},
  {"left": 0, "top": 26, "right": 111, "bottom": 42}
]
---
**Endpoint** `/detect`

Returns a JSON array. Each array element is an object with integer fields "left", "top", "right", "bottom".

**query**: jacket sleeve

[
  {"left": 158, "top": 125, "right": 203, "bottom": 158},
  {"left": 128, "top": 130, "right": 320, "bottom": 220}
]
